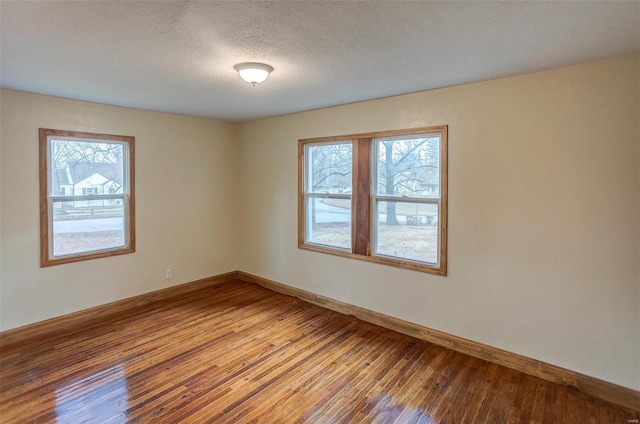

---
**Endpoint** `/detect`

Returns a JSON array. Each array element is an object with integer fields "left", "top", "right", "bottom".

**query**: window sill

[
  {"left": 298, "top": 242, "right": 446, "bottom": 276},
  {"left": 41, "top": 245, "right": 135, "bottom": 267}
]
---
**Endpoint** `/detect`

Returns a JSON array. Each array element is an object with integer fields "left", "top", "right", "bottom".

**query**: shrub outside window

[
  {"left": 299, "top": 126, "right": 447, "bottom": 275},
  {"left": 39, "top": 128, "right": 135, "bottom": 267}
]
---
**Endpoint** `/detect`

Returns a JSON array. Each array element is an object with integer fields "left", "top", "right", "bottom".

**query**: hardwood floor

[{"left": 1, "top": 280, "right": 638, "bottom": 423}]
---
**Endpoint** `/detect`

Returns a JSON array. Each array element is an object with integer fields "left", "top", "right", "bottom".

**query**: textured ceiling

[{"left": 1, "top": 1, "right": 639, "bottom": 122}]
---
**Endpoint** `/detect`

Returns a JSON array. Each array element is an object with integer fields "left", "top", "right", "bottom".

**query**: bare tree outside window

[
  {"left": 304, "top": 141, "right": 353, "bottom": 249},
  {"left": 374, "top": 134, "right": 442, "bottom": 264},
  {"left": 377, "top": 136, "right": 440, "bottom": 225},
  {"left": 40, "top": 128, "right": 135, "bottom": 267},
  {"left": 299, "top": 126, "right": 447, "bottom": 275}
]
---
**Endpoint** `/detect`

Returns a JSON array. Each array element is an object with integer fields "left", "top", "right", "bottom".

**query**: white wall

[
  {"left": 237, "top": 56, "right": 640, "bottom": 390},
  {"left": 0, "top": 89, "right": 239, "bottom": 330}
]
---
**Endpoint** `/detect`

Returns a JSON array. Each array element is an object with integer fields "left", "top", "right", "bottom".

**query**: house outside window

[
  {"left": 299, "top": 126, "right": 447, "bottom": 275},
  {"left": 39, "top": 128, "right": 135, "bottom": 266}
]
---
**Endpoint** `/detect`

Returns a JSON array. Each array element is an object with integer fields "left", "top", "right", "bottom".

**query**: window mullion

[{"left": 354, "top": 138, "right": 371, "bottom": 256}]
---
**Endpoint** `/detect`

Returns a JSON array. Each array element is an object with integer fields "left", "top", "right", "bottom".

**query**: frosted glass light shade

[{"left": 234, "top": 63, "right": 273, "bottom": 85}]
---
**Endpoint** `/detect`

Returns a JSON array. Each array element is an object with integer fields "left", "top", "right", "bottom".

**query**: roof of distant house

[{"left": 67, "top": 162, "right": 123, "bottom": 186}]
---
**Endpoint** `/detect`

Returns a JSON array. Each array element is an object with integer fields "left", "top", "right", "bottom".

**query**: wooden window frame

[
  {"left": 39, "top": 128, "right": 136, "bottom": 267},
  {"left": 299, "top": 126, "right": 447, "bottom": 275},
  {"left": 301, "top": 140, "right": 354, "bottom": 252}
]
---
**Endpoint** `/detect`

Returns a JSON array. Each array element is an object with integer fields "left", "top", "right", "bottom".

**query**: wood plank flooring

[{"left": 1, "top": 280, "right": 638, "bottom": 423}]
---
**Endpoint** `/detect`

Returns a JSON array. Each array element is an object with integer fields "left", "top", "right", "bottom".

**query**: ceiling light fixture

[{"left": 234, "top": 62, "right": 273, "bottom": 86}]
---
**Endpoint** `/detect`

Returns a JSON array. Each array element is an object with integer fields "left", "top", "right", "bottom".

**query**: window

[
  {"left": 302, "top": 141, "right": 353, "bottom": 250},
  {"left": 39, "top": 128, "right": 135, "bottom": 267},
  {"left": 299, "top": 126, "right": 447, "bottom": 275}
]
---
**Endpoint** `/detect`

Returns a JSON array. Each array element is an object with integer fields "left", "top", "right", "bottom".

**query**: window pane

[
  {"left": 52, "top": 199, "right": 126, "bottom": 257},
  {"left": 50, "top": 139, "right": 125, "bottom": 196},
  {"left": 306, "top": 197, "right": 351, "bottom": 249},
  {"left": 375, "top": 200, "right": 438, "bottom": 264},
  {"left": 307, "top": 142, "right": 352, "bottom": 193},
  {"left": 376, "top": 134, "right": 440, "bottom": 197}
]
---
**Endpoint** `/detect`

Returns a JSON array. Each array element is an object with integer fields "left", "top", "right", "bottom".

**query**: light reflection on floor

[{"left": 54, "top": 364, "right": 128, "bottom": 423}]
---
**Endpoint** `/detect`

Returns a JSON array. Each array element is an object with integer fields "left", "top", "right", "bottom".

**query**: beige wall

[
  {"left": 1, "top": 56, "right": 638, "bottom": 392},
  {"left": 237, "top": 56, "right": 640, "bottom": 390},
  {"left": 0, "top": 89, "right": 239, "bottom": 330}
]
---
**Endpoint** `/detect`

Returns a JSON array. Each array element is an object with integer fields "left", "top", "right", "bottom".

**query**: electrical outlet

[{"left": 165, "top": 268, "right": 172, "bottom": 279}]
